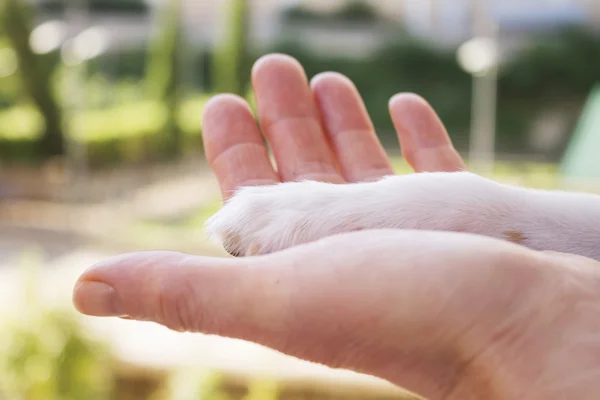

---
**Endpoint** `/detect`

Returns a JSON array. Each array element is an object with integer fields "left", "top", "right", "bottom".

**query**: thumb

[{"left": 73, "top": 230, "right": 537, "bottom": 400}]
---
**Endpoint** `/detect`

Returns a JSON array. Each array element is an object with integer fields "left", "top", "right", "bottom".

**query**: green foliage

[
  {"left": 0, "top": 105, "right": 44, "bottom": 139},
  {"left": 212, "top": 0, "right": 250, "bottom": 95},
  {"left": 0, "top": 10, "right": 20, "bottom": 108},
  {"left": 87, "top": 48, "right": 150, "bottom": 81},
  {"left": 36, "top": 0, "right": 149, "bottom": 15},
  {"left": 267, "top": 26, "right": 600, "bottom": 154},
  {"left": 146, "top": 0, "right": 182, "bottom": 100},
  {"left": 146, "top": 0, "right": 184, "bottom": 157},
  {"left": 283, "top": 0, "right": 381, "bottom": 24},
  {"left": 1, "top": 14, "right": 598, "bottom": 165},
  {"left": 337, "top": 0, "right": 381, "bottom": 23},
  {"left": 0, "top": 250, "right": 115, "bottom": 400},
  {"left": 0, "top": 46, "right": 22, "bottom": 108},
  {"left": 0, "top": 95, "right": 209, "bottom": 166},
  {"left": 243, "top": 379, "right": 280, "bottom": 400},
  {"left": 158, "top": 371, "right": 281, "bottom": 400},
  {"left": 2, "top": 0, "right": 65, "bottom": 158},
  {"left": 501, "top": 26, "right": 600, "bottom": 98},
  {"left": 267, "top": 38, "right": 473, "bottom": 148},
  {"left": 0, "top": 310, "right": 114, "bottom": 400}
]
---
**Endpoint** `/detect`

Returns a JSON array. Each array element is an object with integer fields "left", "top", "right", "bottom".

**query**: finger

[
  {"left": 73, "top": 251, "right": 284, "bottom": 335},
  {"left": 389, "top": 94, "right": 466, "bottom": 173},
  {"left": 311, "top": 72, "right": 393, "bottom": 182},
  {"left": 252, "top": 54, "right": 344, "bottom": 183},
  {"left": 73, "top": 230, "right": 533, "bottom": 400},
  {"left": 202, "top": 94, "right": 279, "bottom": 200}
]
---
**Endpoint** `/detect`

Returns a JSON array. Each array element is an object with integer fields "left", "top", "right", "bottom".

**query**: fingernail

[{"left": 74, "top": 281, "right": 124, "bottom": 317}]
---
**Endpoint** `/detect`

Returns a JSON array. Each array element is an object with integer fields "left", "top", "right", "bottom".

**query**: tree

[
  {"left": 212, "top": 0, "right": 250, "bottom": 95},
  {"left": 1, "top": 0, "right": 65, "bottom": 159},
  {"left": 145, "top": 0, "right": 183, "bottom": 158}
]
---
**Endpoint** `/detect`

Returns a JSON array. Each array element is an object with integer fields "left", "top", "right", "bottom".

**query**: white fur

[{"left": 205, "top": 172, "right": 600, "bottom": 259}]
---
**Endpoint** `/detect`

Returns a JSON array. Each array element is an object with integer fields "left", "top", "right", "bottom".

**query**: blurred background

[{"left": 0, "top": 0, "right": 599, "bottom": 399}]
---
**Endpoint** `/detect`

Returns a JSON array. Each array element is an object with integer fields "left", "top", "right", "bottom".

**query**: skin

[{"left": 73, "top": 54, "right": 600, "bottom": 399}]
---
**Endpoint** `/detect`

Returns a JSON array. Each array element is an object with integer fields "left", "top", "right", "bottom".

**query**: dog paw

[
  {"left": 205, "top": 180, "right": 371, "bottom": 256},
  {"left": 205, "top": 171, "right": 504, "bottom": 257}
]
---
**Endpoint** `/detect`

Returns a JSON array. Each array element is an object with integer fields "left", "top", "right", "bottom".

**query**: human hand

[
  {"left": 73, "top": 229, "right": 600, "bottom": 399},
  {"left": 73, "top": 54, "right": 600, "bottom": 399},
  {"left": 202, "top": 53, "right": 466, "bottom": 256},
  {"left": 202, "top": 54, "right": 466, "bottom": 203}
]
